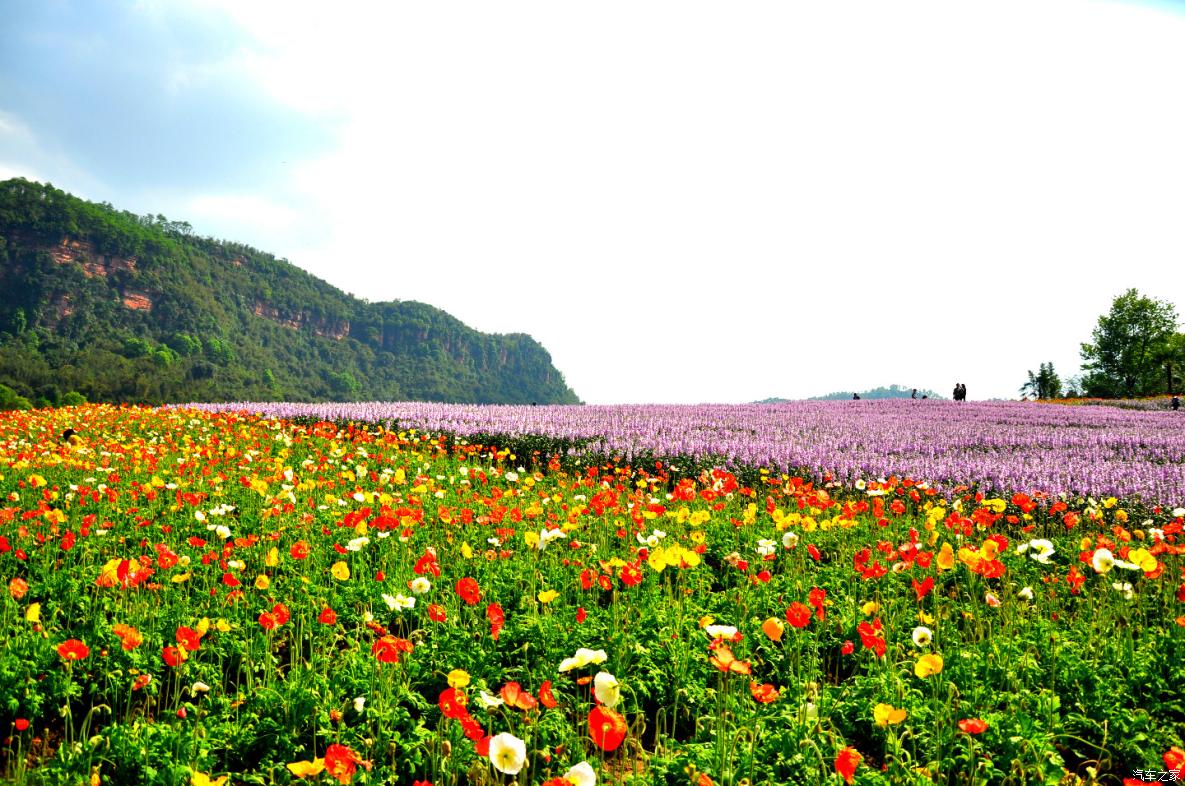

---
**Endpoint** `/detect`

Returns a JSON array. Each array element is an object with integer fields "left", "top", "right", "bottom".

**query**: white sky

[{"left": 3, "top": 0, "right": 1184, "bottom": 403}]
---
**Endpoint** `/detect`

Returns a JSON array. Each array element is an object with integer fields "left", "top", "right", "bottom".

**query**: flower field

[{"left": 1, "top": 402, "right": 1184, "bottom": 786}]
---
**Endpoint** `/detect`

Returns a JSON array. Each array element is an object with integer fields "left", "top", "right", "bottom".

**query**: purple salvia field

[{"left": 180, "top": 400, "right": 1185, "bottom": 507}]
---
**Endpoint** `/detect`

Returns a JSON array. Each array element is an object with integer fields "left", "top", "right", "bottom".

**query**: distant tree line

[{"left": 1022, "top": 289, "right": 1183, "bottom": 400}]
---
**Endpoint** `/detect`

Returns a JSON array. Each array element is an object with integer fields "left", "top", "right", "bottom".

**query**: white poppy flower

[
  {"left": 1091, "top": 548, "right": 1115, "bottom": 574},
  {"left": 911, "top": 626, "right": 933, "bottom": 647},
  {"left": 565, "top": 761, "right": 597, "bottom": 786},
  {"left": 488, "top": 732, "right": 526, "bottom": 775},
  {"left": 593, "top": 671, "right": 621, "bottom": 708},
  {"left": 704, "top": 625, "right": 738, "bottom": 641}
]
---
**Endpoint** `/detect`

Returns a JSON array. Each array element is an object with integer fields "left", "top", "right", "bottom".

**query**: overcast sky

[{"left": 2, "top": 0, "right": 1184, "bottom": 404}]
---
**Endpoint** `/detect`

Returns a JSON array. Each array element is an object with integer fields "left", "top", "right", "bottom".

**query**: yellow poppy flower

[
  {"left": 873, "top": 703, "right": 907, "bottom": 727},
  {"left": 914, "top": 653, "right": 944, "bottom": 678},
  {"left": 330, "top": 561, "right": 350, "bottom": 581},
  {"left": 537, "top": 589, "right": 559, "bottom": 604},
  {"left": 936, "top": 543, "right": 955, "bottom": 571},
  {"left": 191, "top": 773, "right": 228, "bottom": 786},
  {"left": 447, "top": 669, "right": 471, "bottom": 689},
  {"left": 286, "top": 759, "right": 325, "bottom": 779}
]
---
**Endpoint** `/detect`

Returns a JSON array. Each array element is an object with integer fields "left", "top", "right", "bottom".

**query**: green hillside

[{"left": 0, "top": 178, "right": 579, "bottom": 406}]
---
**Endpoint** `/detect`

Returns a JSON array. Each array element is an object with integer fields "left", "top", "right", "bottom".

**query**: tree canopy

[{"left": 1080, "top": 289, "right": 1182, "bottom": 398}]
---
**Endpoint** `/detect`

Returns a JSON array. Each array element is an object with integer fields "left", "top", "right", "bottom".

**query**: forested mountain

[
  {"left": 0, "top": 178, "right": 580, "bottom": 406},
  {"left": 758, "top": 385, "right": 945, "bottom": 403}
]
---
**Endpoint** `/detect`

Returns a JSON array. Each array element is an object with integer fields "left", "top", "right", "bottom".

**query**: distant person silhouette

[
  {"left": 911, "top": 389, "right": 917, "bottom": 399},
  {"left": 852, "top": 393, "right": 860, "bottom": 400},
  {"left": 1173, "top": 395, "right": 1181, "bottom": 411},
  {"left": 953, "top": 383, "right": 966, "bottom": 401}
]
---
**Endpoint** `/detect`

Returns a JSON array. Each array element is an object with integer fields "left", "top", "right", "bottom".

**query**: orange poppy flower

[
  {"left": 538, "top": 680, "right": 559, "bottom": 709},
  {"left": 957, "top": 718, "right": 988, "bottom": 734},
  {"left": 112, "top": 623, "right": 143, "bottom": 651},
  {"left": 709, "top": 646, "right": 751, "bottom": 675},
  {"left": 57, "top": 639, "right": 90, "bottom": 661},
  {"left": 500, "top": 681, "right": 538, "bottom": 711},
  {"left": 749, "top": 681, "right": 779, "bottom": 703},
  {"left": 323, "top": 743, "right": 368, "bottom": 784}
]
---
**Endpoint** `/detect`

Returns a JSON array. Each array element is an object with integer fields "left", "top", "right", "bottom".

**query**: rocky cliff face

[{"left": 49, "top": 238, "right": 137, "bottom": 278}]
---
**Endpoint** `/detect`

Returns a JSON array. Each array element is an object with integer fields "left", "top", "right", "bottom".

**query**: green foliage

[
  {"left": 1081, "top": 289, "right": 1182, "bottom": 397},
  {"left": 0, "top": 382, "right": 31, "bottom": 410},
  {"left": 59, "top": 390, "right": 87, "bottom": 406},
  {"left": 1020, "top": 362, "right": 1061, "bottom": 400},
  {"left": 0, "top": 178, "right": 580, "bottom": 405}
]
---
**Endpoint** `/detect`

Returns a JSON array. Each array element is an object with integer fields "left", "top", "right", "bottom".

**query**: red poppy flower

[
  {"left": 162, "top": 645, "right": 188, "bottom": 667},
  {"left": 438, "top": 687, "right": 468, "bottom": 719},
  {"left": 912, "top": 576, "right": 935, "bottom": 601},
  {"left": 455, "top": 577, "right": 481, "bottom": 606},
  {"left": 427, "top": 603, "right": 447, "bottom": 623},
  {"left": 785, "top": 602, "right": 811, "bottom": 629},
  {"left": 14, "top": 718, "right": 29, "bottom": 731},
  {"left": 414, "top": 551, "right": 441, "bottom": 577},
  {"left": 958, "top": 718, "right": 988, "bottom": 734},
  {"left": 1164, "top": 745, "right": 1185, "bottom": 773},
  {"left": 539, "top": 680, "right": 559, "bottom": 709},
  {"left": 57, "top": 639, "right": 90, "bottom": 661},
  {"left": 620, "top": 563, "right": 643, "bottom": 587},
  {"left": 576, "top": 607, "right": 587, "bottom": 624},
  {"left": 835, "top": 746, "right": 861, "bottom": 784},
  {"left": 259, "top": 610, "right": 280, "bottom": 631},
  {"left": 318, "top": 608, "right": 338, "bottom": 625},
  {"left": 175, "top": 626, "right": 202, "bottom": 652},
  {"left": 290, "top": 540, "right": 310, "bottom": 560},
  {"left": 589, "top": 705, "right": 627, "bottom": 751},
  {"left": 460, "top": 716, "right": 485, "bottom": 742},
  {"left": 807, "top": 544, "right": 821, "bottom": 561},
  {"left": 808, "top": 586, "right": 826, "bottom": 620},
  {"left": 486, "top": 602, "right": 504, "bottom": 641},
  {"left": 841, "top": 640, "right": 855, "bottom": 655}
]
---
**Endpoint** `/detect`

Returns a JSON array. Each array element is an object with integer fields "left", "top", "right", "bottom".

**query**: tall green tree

[
  {"left": 1021, "top": 362, "right": 1062, "bottom": 399},
  {"left": 1080, "top": 289, "right": 1180, "bottom": 397}
]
